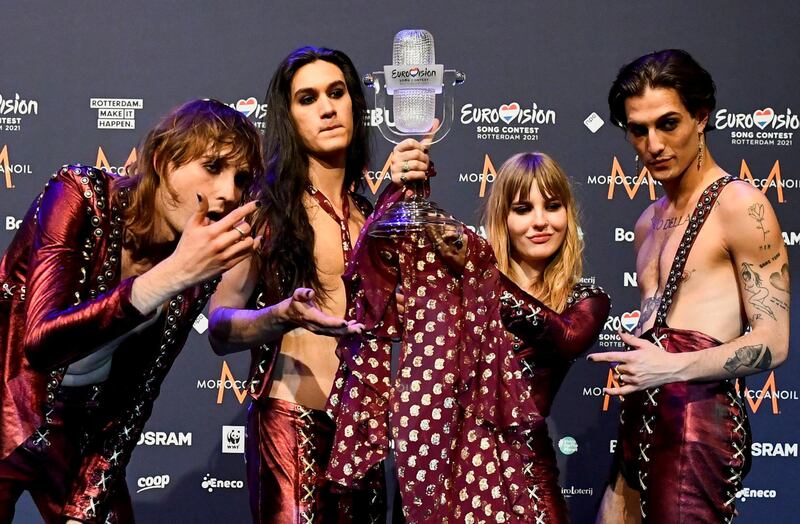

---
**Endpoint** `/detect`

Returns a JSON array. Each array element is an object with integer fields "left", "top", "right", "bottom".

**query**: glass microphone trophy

[{"left": 363, "top": 29, "right": 465, "bottom": 237}]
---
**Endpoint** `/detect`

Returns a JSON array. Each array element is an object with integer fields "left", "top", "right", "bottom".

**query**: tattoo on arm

[
  {"left": 741, "top": 262, "right": 777, "bottom": 320},
  {"left": 769, "top": 263, "right": 790, "bottom": 293},
  {"left": 747, "top": 203, "right": 770, "bottom": 242},
  {"left": 724, "top": 344, "right": 773, "bottom": 374},
  {"left": 637, "top": 294, "right": 662, "bottom": 330}
]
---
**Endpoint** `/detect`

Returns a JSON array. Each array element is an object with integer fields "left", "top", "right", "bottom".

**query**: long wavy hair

[
  {"left": 251, "top": 46, "right": 369, "bottom": 299},
  {"left": 484, "top": 152, "right": 583, "bottom": 312},
  {"left": 116, "top": 99, "right": 263, "bottom": 259}
]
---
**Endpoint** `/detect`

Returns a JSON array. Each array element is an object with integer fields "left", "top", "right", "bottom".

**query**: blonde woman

[{"left": 485, "top": 152, "right": 610, "bottom": 522}]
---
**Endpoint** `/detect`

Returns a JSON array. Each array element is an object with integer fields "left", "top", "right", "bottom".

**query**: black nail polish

[
  {"left": 196, "top": 193, "right": 202, "bottom": 202},
  {"left": 255, "top": 200, "right": 262, "bottom": 208}
]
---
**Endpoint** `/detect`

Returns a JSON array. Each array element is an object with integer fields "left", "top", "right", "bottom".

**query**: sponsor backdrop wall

[{"left": 3, "top": 2, "right": 798, "bottom": 522}]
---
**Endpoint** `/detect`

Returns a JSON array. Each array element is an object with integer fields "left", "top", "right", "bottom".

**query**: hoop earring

[{"left": 697, "top": 132, "right": 705, "bottom": 170}]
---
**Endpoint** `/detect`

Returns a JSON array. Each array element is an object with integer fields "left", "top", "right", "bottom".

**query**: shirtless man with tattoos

[{"left": 590, "top": 50, "right": 790, "bottom": 523}]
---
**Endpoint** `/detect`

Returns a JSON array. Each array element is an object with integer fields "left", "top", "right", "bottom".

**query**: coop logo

[
  {"left": 137, "top": 431, "right": 192, "bottom": 447},
  {"left": 90, "top": 98, "right": 143, "bottom": 130},
  {"left": 736, "top": 371, "right": 798, "bottom": 414},
  {"left": 0, "top": 145, "right": 33, "bottom": 189},
  {"left": 201, "top": 473, "right": 244, "bottom": 492},
  {"left": 751, "top": 442, "right": 798, "bottom": 457},
  {"left": 222, "top": 425, "right": 245, "bottom": 454},
  {"left": 461, "top": 100, "right": 557, "bottom": 142},
  {"left": 716, "top": 107, "right": 797, "bottom": 147},
  {"left": 197, "top": 361, "right": 248, "bottom": 405},
  {"left": 562, "top": 486, "right": 594, "bottom": 498},
  {"left": 95, "top": 146, "right": 137, "bottom": 175},
  {"left": 136, "top": 474, "right": 170, "bottom": 493},
  {"left": 736, "top": 487, "right": 778, "bottom": 502}
]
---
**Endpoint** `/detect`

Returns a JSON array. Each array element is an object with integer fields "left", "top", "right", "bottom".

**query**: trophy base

[{"left": 367, "top": 196, "right": 463, "bottom": 238}]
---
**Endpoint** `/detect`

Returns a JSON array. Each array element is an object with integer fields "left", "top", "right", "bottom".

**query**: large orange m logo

[
  {"left": 737, "top": 371, "right": 781, "bottom": 414},
  {"left": 0, "top": 145, "right": 13, "bottom": 189},
  {"left": 95, "top": 146, "right": 137, "bottom": 173},
  {"left": 739, "top": 160, "right": 785, "bottom": 203},
  {"left": 607, "top": 156, "right": 656, "bottom": 200},
  {"left": 216, "top": 361, "right": 248, "bottom": 405}
]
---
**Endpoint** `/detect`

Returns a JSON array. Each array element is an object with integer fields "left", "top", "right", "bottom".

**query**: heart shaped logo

[
  {"left": 620, "top": 310, "right": 640, "bottom": 332},
  {"left": 236, "top": 97, "right": 258, "bottom": 117},
  {"left": 409, "top": 67, "right": 420, "bottom": 77},
  {"left": 499, "top": 102, "right": 520, "bottom": 124},
  {"left": 753, "top": 107, "right": 774, "bottom": 129}
]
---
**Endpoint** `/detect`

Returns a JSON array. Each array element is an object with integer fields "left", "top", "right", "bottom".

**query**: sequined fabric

[
  {"left": 0, "top": 166, "right": 216, "bottom": 523},
  {"left": 246, "top": 398, "right": 384, "bottom": 524},
  {"left": 326, "top": 187, "right": 543, "bottom": 523}
]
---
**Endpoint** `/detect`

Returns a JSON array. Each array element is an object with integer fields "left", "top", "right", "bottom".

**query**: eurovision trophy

[{"left": 363, "top": 29, "right": 465, "bottom": 237}]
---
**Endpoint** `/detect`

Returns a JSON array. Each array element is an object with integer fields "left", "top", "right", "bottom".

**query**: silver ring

[
  {"left": 453, "top": 234, "right": 464, "bottom": 250},
  {"left": 401, "top": 160, "right": 410, "bottom": 173},
  {"left": 233, "top": 225, "right": 247, "bottom": 239}
]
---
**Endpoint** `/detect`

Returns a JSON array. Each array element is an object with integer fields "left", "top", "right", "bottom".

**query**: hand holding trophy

[{"left": 363, "top": 29, "right": 466, "bottom": 237}]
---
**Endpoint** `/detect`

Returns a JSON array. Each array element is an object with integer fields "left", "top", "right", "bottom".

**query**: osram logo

[
  {"left": 137, "top": 431, "right": 192, "bottom": 447},
  {"left": 137, "top": 474, "right": 170, "bottom": 493}
]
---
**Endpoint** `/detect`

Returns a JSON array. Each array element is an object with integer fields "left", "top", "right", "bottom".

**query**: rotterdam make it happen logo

[{"left": 90, "top": 98, "right": 143, "bottom": 129}]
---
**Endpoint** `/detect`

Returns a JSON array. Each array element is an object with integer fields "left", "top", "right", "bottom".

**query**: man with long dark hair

[
  {"left": 590, "top": 50, "right": 790, "bottom": 523},
  {"left": 209, "top": 46, "right": 432, "bottom": 522},
  {"left": 0, "top": 99, "right": 263, "bottom": 523}
]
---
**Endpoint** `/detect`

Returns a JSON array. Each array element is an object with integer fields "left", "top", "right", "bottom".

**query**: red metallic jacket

[{"left": 0, "top": 165, "right": 215, "bottom": 523}]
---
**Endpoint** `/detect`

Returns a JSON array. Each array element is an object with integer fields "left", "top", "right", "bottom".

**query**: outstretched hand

[
  {"left": 278, "top": 288, "right": 364, "bottom": 336},
  {"left": 587, "top": 330, "right": 685, "bottom": 395}
]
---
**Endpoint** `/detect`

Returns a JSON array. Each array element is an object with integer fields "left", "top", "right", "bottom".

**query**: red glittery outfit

[
  {"left": 0, "top": 165, "right": 216, "bottom": 523},
  {"left": 325, "top": 186, "right": 608, "bottom": 523},
  {"left": 242, "top": 191, "right": 384, "bottom": 523},
  {"left": 499, "top": 275, "right": 610, "bottom": 523},
  {"left": 613, "top": 176, "right": 752, "bottom": 524}
]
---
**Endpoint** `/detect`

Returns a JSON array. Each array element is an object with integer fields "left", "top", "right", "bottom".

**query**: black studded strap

[{"left": 654, "top": 175, "right": 735, "bottom": 327}]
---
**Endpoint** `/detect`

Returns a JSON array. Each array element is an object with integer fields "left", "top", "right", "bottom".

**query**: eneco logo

[
  {"left": 137, "top": 474, "right": 170, "bottom": 493},
  {"left": 201, "top": 474, "right": 244, "bottom": 492},
  {"left": 461, "top": 100, "right": 557, "bottom": 142},
  {"left": 736, "top": 487, "right": 778, "bottom": 502}
]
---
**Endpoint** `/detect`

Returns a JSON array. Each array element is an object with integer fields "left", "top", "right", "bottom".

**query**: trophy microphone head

[{"left": 392, "top": 29, "right": 436, "bottom": 133}]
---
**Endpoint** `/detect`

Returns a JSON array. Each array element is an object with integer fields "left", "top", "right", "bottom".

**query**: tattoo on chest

[
  {"left": 724, "top": 344, "right": 772, "bottom": 374},
  {"left": 748, "top": 203, "right": 770, "bottom": 242},
  {"left": 638, "top": 294, "right": 662, "bottom": 328},
  {"left": 741, "top": 262, "right": 777, "bottom": 320},
  {"left": 651, "top": 213, "right": 691, "bottom": 231}
]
